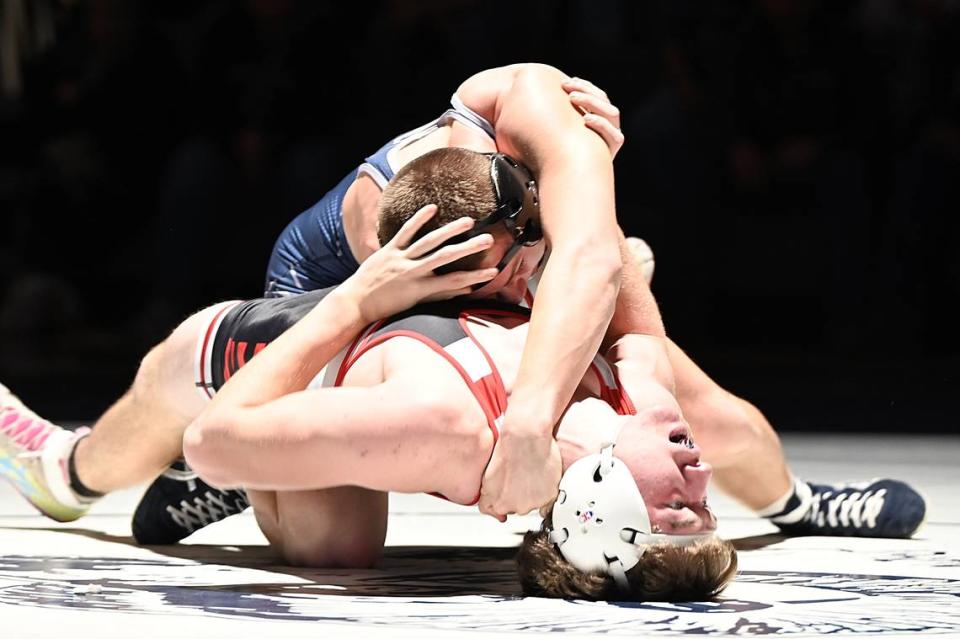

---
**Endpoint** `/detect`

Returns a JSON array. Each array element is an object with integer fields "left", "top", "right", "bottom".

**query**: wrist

[
  {"left": 315, "top": 287, "right": 367, "bottom": 329},
  {"left": 500, "top": 403, "right": 558, "bottom": 439}
]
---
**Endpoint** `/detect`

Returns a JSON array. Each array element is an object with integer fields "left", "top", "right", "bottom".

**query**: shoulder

[
  {"left": 375, "top": 337, "right": 496, "bottom": 503},
  {"left": 353, "top": 335, "right": 478, "bottom": 413},
  {"left": 455, "top": 64, "right": 570, "bottom": 122}
]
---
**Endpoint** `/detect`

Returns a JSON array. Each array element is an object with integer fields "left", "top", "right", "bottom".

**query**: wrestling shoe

[
  {"left": 773, "top": 479, "right": 926, "bottom": 539},
  {"left": 132, "top": 459, "right": 250, "bottom": 544},
  {"left": 0, "top": 383, "right": 93, "bottom": 522}
]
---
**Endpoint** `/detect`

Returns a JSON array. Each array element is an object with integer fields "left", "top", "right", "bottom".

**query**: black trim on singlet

[
  {"left": 210, "top": 287, "right": 337, "bottom": 390},
  {"left": 210, "top": 293, "right": 529, "bottom": 392}
]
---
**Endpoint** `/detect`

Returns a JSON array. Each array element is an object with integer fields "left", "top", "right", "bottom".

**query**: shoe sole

[{"left": 0, "top": 457, "right": 85, "bottom": 523}]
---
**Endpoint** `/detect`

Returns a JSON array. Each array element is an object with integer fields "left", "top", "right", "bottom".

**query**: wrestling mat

[{"left": 1, "top": 434, "right": 957, "bottom": 638}]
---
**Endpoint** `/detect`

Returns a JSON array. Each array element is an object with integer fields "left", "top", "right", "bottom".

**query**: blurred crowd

[{"left": 1, "top": 0, "right": 958, "bottom": 420}]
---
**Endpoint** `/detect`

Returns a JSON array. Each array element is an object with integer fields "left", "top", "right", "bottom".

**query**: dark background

[{"left": 1, "top": 0, "right": 957, "bottom": 433}]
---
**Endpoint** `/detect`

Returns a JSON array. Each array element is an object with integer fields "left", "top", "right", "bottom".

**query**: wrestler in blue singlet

[{"left": 264, "top": 95, "right": 496, "bottom": 297}]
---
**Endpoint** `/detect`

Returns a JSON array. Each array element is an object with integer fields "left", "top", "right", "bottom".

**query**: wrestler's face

[
  {"left": 469, "top": 232, "right": 546, "bottom": 304},
  {"left": 615, "top": 408, "right": 717, "bottom": 534}
]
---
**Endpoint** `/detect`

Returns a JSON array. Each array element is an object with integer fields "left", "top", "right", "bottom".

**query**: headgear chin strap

[{"left": 548, "top": 443, "right": 715, "bottom": 590}]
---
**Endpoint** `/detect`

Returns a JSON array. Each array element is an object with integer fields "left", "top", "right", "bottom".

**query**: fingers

[
  {"left": 419, "top": 232, "right": 494, "bottom": 271},
  {"left": 583, "top": 114, "right": 626, "bottom": 157},
  {"left": 562, "top": 76, "right": 610, "bottom": 103},
  {"left": 388, "top": 204, "right": 439, "bottom": 249},
  {"left": 563, "top": 77, "right": 623, "bottom": 157},
  {"left": 568, "top": 91, "right": 621, "bottom": 128},
  {"left": 404, "top": 214, "right": 477, "bottom": 256},
  {"left": 420, "top": 267, "right": 500, "bottom": 302}
]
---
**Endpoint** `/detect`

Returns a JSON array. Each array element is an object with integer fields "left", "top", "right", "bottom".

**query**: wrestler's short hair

[
  {"left": 377, "top": 147, "right": 498, "bottom": 271},
  {"left": 516, "top": 507, "right": 738, "bottom": 601}
]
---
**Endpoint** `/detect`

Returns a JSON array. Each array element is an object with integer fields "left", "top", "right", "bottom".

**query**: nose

[
  {"left": 670, "top": 442, "right": 701, "bottom": 469},
  {"left": 681, "top": 461, "right": 713, "bottom": 504}
]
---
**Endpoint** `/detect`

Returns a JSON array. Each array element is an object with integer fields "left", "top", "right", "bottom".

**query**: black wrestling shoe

[
  {"left": 775, "top": 479, "right": 926, "bottom": 539},
  {"left": 132, "top": 459, "right": 249, "bottom": 544}
]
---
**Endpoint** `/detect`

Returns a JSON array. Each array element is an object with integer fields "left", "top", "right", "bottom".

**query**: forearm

[
  {"left": 497, "top": 66, "right": 624, "bottom": 430},
  {"left": 202, "top": 289, "right": 365, "bottom": 413},
  {"left": 185, "top": 384, "right": 447, "bottom": 492},
  {"left": 511, "top": 242, "right": 620, "bottom": 431},
  {"left": 183, "top": 295, "right": 368, "bottom": 486}
]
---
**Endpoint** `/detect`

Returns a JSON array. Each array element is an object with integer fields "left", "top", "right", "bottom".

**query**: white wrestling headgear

[{"left": 547, "top": 421, "right": 714, "bottom": 590}]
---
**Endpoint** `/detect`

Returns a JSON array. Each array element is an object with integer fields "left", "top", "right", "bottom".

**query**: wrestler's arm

[
  {"left": 459, "top": 65, "right": 623, "bottom": 517},
  {"left": 185, "top": 368, "right": 470, "bottom": 492},
  {"left": 184, "top": 208, "right": 498, "bottom": 487}
]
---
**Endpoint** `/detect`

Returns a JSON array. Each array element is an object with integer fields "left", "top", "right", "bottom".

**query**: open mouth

[{"left": 668, "top": 425, "right": 696, "bottom": 450}]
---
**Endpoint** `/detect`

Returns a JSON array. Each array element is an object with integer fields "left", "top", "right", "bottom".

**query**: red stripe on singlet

[{"left": 198, "top": 304, "right": 235, "bottom": 399}]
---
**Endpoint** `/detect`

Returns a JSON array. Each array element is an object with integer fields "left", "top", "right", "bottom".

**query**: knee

[
  {"left": 131, "top": 343, "right": 167, "bottom": 401},
  {"left": 131, "top": 314, "right": 203, "bottom": 410}
]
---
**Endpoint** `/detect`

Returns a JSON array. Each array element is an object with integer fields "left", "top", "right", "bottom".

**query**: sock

[
  {"left": 757, "top": 476, "right": 813, "bottom": 525},
  {"left": 67, "top": 432, "right": 105, "bottom": 500}
]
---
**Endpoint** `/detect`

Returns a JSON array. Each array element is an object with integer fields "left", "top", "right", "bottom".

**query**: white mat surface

[{"left": 1, "top": 434, "right": 958, "bottom": 638}]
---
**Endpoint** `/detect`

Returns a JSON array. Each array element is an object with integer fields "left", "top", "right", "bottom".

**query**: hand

[
  {"left": 341, "top": 205, "right": 499, "bottom": 323},
  {"left": 478, "top": 419, "right": 562, "bottom": 522},
  {"left": 563, "top": 76, "right": 624, "bottom": 158}
]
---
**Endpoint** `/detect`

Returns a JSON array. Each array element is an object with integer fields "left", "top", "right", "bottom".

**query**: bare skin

[
  {"left": 332, "top": 64, "right": 625, "bottom": 522},
  {"left": 185, "top": 222, "right": 798, "bottom": 565},
  {"left": 608, "top": 230, "right": 793, "bottom": 510},
  {"left": 76, "top": 66, "right": 790, "bottom": 539},
  {"left": 70, "top": 217, "right": 790, "bottom": 568},
  {"left": 72, "top": 208, "right": 499, "bottom": 497},
  {"left": 73, "top": 64, "right": 628, "bottom": 519},
  {"left": 183, "top": 276, "right": 717, "bottom": 566},
  {"left": 62, "top": 66, "right": 796, "bottom": 565}
]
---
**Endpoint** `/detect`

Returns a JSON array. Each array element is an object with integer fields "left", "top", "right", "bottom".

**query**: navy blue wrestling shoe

[
  {"left": 132, "top": 459, "right": 249, "bottom": 544},
  {"left": 773, "top": 479, "right": 926, "bottom": 539}
]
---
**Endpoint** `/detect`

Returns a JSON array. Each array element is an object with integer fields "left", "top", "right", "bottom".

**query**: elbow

[
  {"left": 510, "top": 63, "right": 567, "bottom": 87},
  {"left": 181, "top": 419, "right": 208, "bottom": 474},
  {"left": 412, "top": 389, "right": 488, "bottom": 462},
  {"left": 560, "top": 238, "right": 623, "bottom": 293},
  {"left": 182, "top": 411, "right": 241, "bottom": 488}
]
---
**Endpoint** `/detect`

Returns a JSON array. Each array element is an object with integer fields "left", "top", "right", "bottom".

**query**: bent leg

[
  {"left": 73, "top": 302, "right": 237, "bottom": 494},
  {"left": 666, "top": 339, "right": 793, "bottom": 511},
  {"left": 248, "top": 487, "right": 388, "bottom": 568}
]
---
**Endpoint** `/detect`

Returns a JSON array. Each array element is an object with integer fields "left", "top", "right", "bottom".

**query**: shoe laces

[
  {"left": 166, "top": 490, "right": 250, "bottom": 533},
  {"left": 1, "top": 400, "right": 57, "bottom": 453},
  {"left": 807, "top": 486, "right": 887, "bottom": 529}
]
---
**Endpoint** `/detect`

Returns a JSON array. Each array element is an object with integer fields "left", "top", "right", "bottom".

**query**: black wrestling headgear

[{"left": 434, "top": 152, "right": 542, "bottom": 274}]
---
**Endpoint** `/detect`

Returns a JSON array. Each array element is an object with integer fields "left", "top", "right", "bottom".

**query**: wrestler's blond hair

[
  {"left": 377, "top": 147, "right": 497, "bottom": 271},
  {"left": 516, "top": 507, "right": 738, "bottom": 601}
]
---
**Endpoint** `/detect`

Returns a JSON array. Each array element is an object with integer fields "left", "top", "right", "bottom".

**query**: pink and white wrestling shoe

[{"left": 0, "top": 383, "right": 92, "bottom": 522}]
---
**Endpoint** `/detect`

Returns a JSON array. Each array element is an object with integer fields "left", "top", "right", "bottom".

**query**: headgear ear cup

[{"left": 549, "top": 445, "right": 714, "bottom": 589}]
